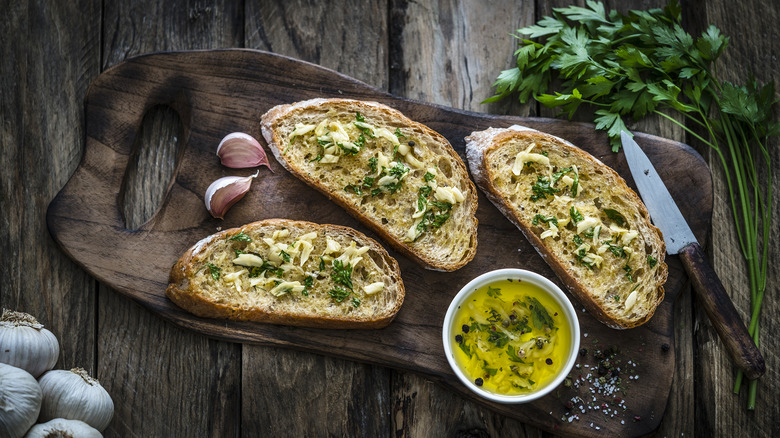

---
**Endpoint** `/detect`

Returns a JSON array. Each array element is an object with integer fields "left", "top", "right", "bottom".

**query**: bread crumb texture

[
  {"left": 261, "top": 99, "right": 478, "bottom": 271},
  {"left": 167, "top": 220, "right": 404, "bottom": 328},
  {"left": 467, "top": 128, "right": 667, "bottom": 328}
]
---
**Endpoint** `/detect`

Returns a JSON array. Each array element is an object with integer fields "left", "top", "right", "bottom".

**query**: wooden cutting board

[{"left": 46, "top": 49, "right": 711, "bottom": 437}]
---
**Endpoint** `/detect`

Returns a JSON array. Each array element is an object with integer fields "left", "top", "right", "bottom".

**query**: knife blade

[{"left": 621, "top": 131, "right": 765, "bottom": 380}]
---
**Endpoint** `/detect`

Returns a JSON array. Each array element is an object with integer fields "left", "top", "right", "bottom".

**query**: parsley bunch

[{"left": 486, "top": 0, "right": 778, "bottom": 410}]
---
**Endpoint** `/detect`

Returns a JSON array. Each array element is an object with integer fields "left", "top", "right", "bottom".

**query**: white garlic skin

[
  {"left": 0, "top": 363, "right": 42, "bottom": 438},
  {"left": 204, "top": 171, "right": 259, "bottom": 219},
  {"left": 216, "top": 132, "right": 271, "bottom": 169},
  {"left": 37, "top": 368, "right": 114, "bottom": 432},
  {"left": 0, "top": 310, "right": 60, "bottom": 378},
  {"left": 24, "top": 418, "right": 102, "bottom": 438}
]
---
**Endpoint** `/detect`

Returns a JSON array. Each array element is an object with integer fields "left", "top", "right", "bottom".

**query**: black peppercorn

[
  {"left": 408, "top": 141, "right": 415, "bottom": 147},
  {"left": 475, "top": 378, "right": 483, "bottom": 386},
  {"left": 462, "top": 324, "right": 470, "bottom": 333},
  {"left": 546, "top": 358, "right": 553, "bottom": 365},
  {"left": 662, "top": 343, "right": 670, "bottom": 352},
  {"left": 579, "top": 348, "right": 588, "bottom": 357},
  {"left": 455, "top": 335, "right": 463, "bottom": 343}
]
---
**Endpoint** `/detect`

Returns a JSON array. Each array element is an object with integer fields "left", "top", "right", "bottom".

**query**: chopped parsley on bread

[
  {"left": 166, "top": 219, "right": 404, "bottom": 329},
  {"left": 466, "top": 126, "right": 668, "bottom": 329},
  {"left": 260, "top": 98, "right": 478, "bottom": 271}
]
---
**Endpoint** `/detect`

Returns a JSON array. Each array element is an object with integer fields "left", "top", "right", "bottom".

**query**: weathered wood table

[{"left": 2, "top": 1, "right": 777, "bottom": 437}]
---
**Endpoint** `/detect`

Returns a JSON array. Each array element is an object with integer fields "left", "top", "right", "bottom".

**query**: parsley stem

[{"left": 653, "top": 110, "right": 714, "bottom": 149}]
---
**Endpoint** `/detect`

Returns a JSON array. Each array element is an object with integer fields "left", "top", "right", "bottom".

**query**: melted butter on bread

[
  {"left": 261, "top": 98, "right": 479, "bottom": 272},
  {"left": 166, "top": 219, "right": 404, "bottom": 329},
  {"left": 465, "top": 126, "right": 668, "bottom": 329}
]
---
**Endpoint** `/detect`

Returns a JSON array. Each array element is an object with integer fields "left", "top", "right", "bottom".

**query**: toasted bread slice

[
  {"left": 466, "top": 126, "right": 667, "bottom": 329},
  {"left": 166, "top": 219, "right": 404, "bottom": 329},
  {"left": 260, "top": 98, "right": 478, "bottom": 271}
]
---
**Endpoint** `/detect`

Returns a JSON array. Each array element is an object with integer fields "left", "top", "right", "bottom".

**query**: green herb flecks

[
  {"left": 303, "top": 275, "right": 314, "bottom": 296},
  {"left": 487, "top": 330, "right": 510, "bottom": 348},
  {"left": 533, "top": 214, "right": 558, "bottom": 226},
  {"left": 603, "top": 239, "right": 627, "bottom": 258},
  {"left": 228, "top": 232, "right": 252, "bottom": 242},
  {"left": 328, "top": 287, "right": 352, "bottom": 303},
  {"left": 647, "top": 254, "right": 658, "bottom": 268},
  {"left": 507, "top": 345, "right": 526, "bottom": 362},
  {"left": 338, "top": 142, "right": 360, "bottom": 156},
  {"left": 569, "top": 206, "right": 584, "bottom": 225},
  {"left": 552, "top": 166, "right": 579, "bottom": 197},
  {"left": 530, "top": 175, "right": 559, "bottom": 201},
  {"left": 344, "top": 184, "right": 363, "bottom": 196},
  {"left": 247, "top": 261, "right": 284, "bottom": 279},
  {"left": 430, "top": 200, "right": 452, "bottom": 211},
  {"left": 526, "top": 296, "right": 555, "bottom": 331},
  {"left": 458, "top": 337, "right": 472, "bottom": 358},
  {"left": 603, "top": 209, "right": 626, "bottom": 227},
  {"left": 623, "top": 264, "right": 635, "bottom": 282},
  {"left": 331, "top": 259, "right": 354, "bottom": 291},
  {"left": 487, "top": 286, "right": 502, "bottom": 298},
  {"left": 206, "top": 263, "right": 221, "bottom": 281}
]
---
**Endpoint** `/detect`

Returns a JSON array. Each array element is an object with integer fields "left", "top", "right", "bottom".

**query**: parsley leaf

[
  {"left": 603, "top": 208, "right": 626, "bottom": 226},
  {"left": 530, "top": 175, "right": 559, "bottom": 201},
  {"left": 331, "top": 259, "right": 354, "bottom": 291},
  {"left": 526, "top": 296, "right": 555, "bottom": 331},
  {"left": 228, "top": 232, "right": 252, "bottom": 242},
  {"left": 205, "top": 263, "right": 221, "bottom": 281}
]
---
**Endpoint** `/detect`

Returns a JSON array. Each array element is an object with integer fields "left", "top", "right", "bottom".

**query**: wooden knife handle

[{"left": 679, "top": 242, "right": 765, "bottom": 380}]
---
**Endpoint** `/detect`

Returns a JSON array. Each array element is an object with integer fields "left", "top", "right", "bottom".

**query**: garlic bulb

[
  {"left": 24, "top": 418, "right": 102, "bottom": 438},
  {"left": 204, "top": 171, "right": 259, "bottom": 219},
  {"left": 38, "top": 368, "right": 114, "bottom": 432},
  {"left": 217, "top": 132, "right": 272, "bottom": 170},
  {"left": 0, "top": 363, "right": 42, "bottom": 438},
  {"left": 0, "top": 309, "right": 60, "bottom": 378}
]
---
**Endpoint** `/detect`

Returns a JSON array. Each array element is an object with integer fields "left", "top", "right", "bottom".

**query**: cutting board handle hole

[{"left": 120, "top": 104, "right": 186, "bottom": 230}]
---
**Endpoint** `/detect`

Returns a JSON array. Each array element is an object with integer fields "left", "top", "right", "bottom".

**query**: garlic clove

[
  {"left": 216, "top": 132, "right": 272, "bottom": 170},
  {"left": 204, "top": 171, "right": 259, "bottom": 219}
]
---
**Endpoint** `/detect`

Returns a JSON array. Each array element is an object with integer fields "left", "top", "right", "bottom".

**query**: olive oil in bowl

[{"left": 443, "top": 269, "right": 580, "bottom": 403}]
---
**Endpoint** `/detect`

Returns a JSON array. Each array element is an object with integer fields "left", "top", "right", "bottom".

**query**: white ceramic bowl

[{"left": 442, "top": 268, "right": 580, "bottom": 404}]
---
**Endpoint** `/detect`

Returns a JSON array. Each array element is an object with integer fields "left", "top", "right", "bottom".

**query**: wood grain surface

[
  {"left": 2, "top": 1, "right": 778, "bottom": 437},
  {"left": 47, "top": 49, "right": 710, "bottom": 437}
]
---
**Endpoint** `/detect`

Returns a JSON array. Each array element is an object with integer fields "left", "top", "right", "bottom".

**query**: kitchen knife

[{"left": 620, "top": 131, "right": 765, "bottom": 380}]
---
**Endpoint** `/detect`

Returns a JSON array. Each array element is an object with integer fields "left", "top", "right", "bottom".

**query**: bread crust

[
  {"left": 466, "top": 126, "right": 667, "bottom": 329},
  {"left": 166, "top": 219, "right": 405, "bottom": 329},
  {"left": 261, "top": 98, "right": 478, "bottom": 271}
]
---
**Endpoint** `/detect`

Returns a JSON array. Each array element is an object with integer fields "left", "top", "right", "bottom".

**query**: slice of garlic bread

[
  {"left": 166, "top": 219, "right": 404, "bottom": 329},
  {"left": 466, "top": 126, "right": 667, "bottom": 329},
  {"left": 261, "top": 98, "right": 478, "bottom": 271}
]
